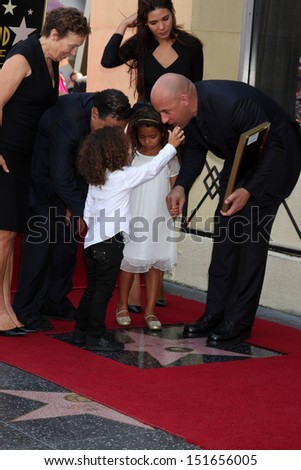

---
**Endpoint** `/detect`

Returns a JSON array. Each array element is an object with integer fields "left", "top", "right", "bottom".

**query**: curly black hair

[{"left": 77, "top": 127, "right": 131, "bottom": 187}]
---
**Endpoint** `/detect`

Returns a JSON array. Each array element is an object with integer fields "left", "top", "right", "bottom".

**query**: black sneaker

[{"left": 86, "top": 333, "right": 124, "bottom": 352}]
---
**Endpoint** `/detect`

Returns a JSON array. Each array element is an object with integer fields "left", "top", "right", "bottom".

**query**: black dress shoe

[
  {"left": 128, "top": 305, "right": 142, "bottom": 314},
  {"left": 183, "top": 314, "right": 222, "bottom": 337},
  {"left": 207, "top": 320, "right": 251, "bottom": 346},
  {"left": 19, "top": 326, "right": 37, "bottom": 333},
  {"left": 22, "top": 316, "right": 53, "bottom": 331},
  {"left": 0, "top": 327, "right": 27, "bottom": 336},
  {"left": 155, "top": 299, "right": 167, "bottom": 307}
]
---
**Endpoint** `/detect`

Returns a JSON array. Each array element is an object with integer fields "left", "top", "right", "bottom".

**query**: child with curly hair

[{"left": 72, "top": 125, "right": 184, "bottom": 351}]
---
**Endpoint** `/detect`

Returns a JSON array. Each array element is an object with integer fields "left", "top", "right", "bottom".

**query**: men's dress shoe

[
  {"left": 0, "top": 327, "right": 27, "bottom": 336},
  {"left": 183, "top": 314, "right": 222, "bottom": 337},
  {"left": 71, "top": 328, "right": 87, "bottom": 346},
  {"left": 128, "top": 305, "right": 142, "bottom": 314},
  {"left": 207, "top": 320, "right": 251, "bottom": 346},
  {"left": 155, "top": 299, "right": 167, "bottom": 307},
  {"left": 86, "top": 333, "right": 124, "bottom": 352},
  {"left": 22, "top": 316, "right": 53, "bottom": 331}
]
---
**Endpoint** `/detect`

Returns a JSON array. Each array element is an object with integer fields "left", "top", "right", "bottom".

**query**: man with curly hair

[{"left": 13, "top": 90, "right": 132, "bottom": 331}]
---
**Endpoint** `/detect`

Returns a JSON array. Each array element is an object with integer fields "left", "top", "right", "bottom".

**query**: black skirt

[{"left": 0, "top": 149, "right": 31, "bottom": 232}]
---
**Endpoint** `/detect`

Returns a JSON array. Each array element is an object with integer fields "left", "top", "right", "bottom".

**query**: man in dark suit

[
  {"left": 14, "top": 90, "right": 131, "bottom": 331},
  {"left": 151, "top": 73, "right": 301, "bottom": 345}
]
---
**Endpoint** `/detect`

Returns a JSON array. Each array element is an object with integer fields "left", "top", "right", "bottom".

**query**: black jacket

[
  {"left": 29, "top": 93, "right": 94, "bottom": 216},
  {"left": 176, "top": 80, "right": 301, "bottom": 200}
]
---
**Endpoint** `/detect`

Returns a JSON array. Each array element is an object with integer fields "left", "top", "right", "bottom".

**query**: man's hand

[
  {"left": 221, "top": 188, "right": 250, "bottom": 216},
  {"left": 166, "top": 185, "right": 186, "bottom": 217},
  {"left": 65, "top": 208, "right": 86, "bottom": 236},
  {"left": 65, "top": 207, "right": 72, "bottom": 225},
  {"left": 0, "top": 154, "right": 9, "bottom": 173}
]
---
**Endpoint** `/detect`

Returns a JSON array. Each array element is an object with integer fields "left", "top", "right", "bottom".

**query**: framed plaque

[{"left": 221, "top": 121, "right": 271, "bottom": 212}]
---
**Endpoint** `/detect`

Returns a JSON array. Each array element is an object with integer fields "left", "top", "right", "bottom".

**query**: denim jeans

[{"left": 75, "top": 233, "right": 124, "bottom": 337}]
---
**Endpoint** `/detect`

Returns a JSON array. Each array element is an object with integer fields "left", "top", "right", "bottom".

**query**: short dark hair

[
  {"left": 93, "top": 89, "right": 132, "bottom": 120},
  {"left": 42, "top": 7, "right": 91, "bottom": 38}
]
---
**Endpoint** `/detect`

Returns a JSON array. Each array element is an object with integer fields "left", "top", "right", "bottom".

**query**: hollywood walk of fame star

[
  {"left": 2, "top": 0, "right": 17, "bottom": 15},
  {"left": 122, "top": 329, "right": 249, "bottom": 367},
  {"left": 10, "top": 17, "right": 36, "bottom": 46},
  {"left": 0, "top": 390, "right": 151, "bottom": 429}
]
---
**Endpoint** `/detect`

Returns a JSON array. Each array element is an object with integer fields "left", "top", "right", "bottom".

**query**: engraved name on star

[
  {"left": 1, "top": 390, "right": 152, "bottom": 428},
  {"left": 123, "top": 330, "right": 249, "bottom": 367},
  {"left": 2, "top": 0, "right": 17, "bottom": 15}
]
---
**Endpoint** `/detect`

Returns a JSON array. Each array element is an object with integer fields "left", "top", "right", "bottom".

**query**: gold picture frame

[{"left": 221, "top": 121, "right": 271, "bottom": 212}]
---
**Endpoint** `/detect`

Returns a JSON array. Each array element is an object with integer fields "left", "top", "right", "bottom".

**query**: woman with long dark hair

[{"left": 101, "top": 0, "right": 204, "bottom": 102}]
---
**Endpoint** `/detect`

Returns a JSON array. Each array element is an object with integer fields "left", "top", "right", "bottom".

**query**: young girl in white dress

[{"left": 116, "top": 106, "right": 180, "bottom": 330}]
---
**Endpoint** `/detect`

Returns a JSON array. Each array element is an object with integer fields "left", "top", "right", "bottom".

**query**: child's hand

[
  {"left": 168, "top": 126, "right": 185, "bottom": 148},
  {"left": 170, "top": 206, "right": 180, "bottom": 218}
]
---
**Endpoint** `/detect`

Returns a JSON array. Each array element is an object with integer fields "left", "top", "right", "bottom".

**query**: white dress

[{"left": 121, "top": 150, "right": 180, "bottom": 273}]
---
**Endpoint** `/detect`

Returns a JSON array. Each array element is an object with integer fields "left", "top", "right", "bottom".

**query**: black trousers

[
  {"left": 204, "top": 195, "right": 281, "bottom": 328},
  {"left": 13, "top": 201, "right": 78, "bottom": 321},
  {"left": 204, "top": 122, "right": 301, "bottom": 328},
  {"left": 75, "top": 233, "right": 124, "bottom": 337}
]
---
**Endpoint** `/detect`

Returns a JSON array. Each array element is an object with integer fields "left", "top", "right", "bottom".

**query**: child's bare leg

[
  {"left": 128, "top": 273, "right": 141, "bottom": 306},
  {"left": 144, "top": 268, "right": 162, "bottom": 330},
  {"left": 116, "top": 270, "right": 134, "bottom": 323}
]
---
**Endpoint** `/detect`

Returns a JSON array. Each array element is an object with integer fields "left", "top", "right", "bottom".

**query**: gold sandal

[
  {"left": 116, "top": 309, "right": 131, "bottom": 327},
  {"left": 144, "top": 313, "right": 161, "bottom": 331}
]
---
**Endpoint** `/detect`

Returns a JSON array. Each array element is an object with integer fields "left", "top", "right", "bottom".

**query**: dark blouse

[
  {"left": 0, "top": 34, "right": 59, "bottom": 155},
  {"left": 101, "top": 32, "right": 203, "bottom": 102}
]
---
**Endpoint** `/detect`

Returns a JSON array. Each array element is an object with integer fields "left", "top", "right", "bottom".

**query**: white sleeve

[
  {"left": 123, "top": 143, "right": 177, "bottom": 189},
  {"left": 168, "top": 155, "right": 180, "bottom": 177}
]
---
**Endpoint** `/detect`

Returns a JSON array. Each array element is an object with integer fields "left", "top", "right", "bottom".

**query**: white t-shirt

[{"left": 83, "top": 143, "right": 176, "bottom": 249}]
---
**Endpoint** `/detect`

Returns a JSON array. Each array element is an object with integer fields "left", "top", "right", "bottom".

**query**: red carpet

[
  {"left": 6, "top": 236, "right": 301, "bottom": 448},
  {"left": 1, "top": 285, "right": 301, "bottom": 449}
]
